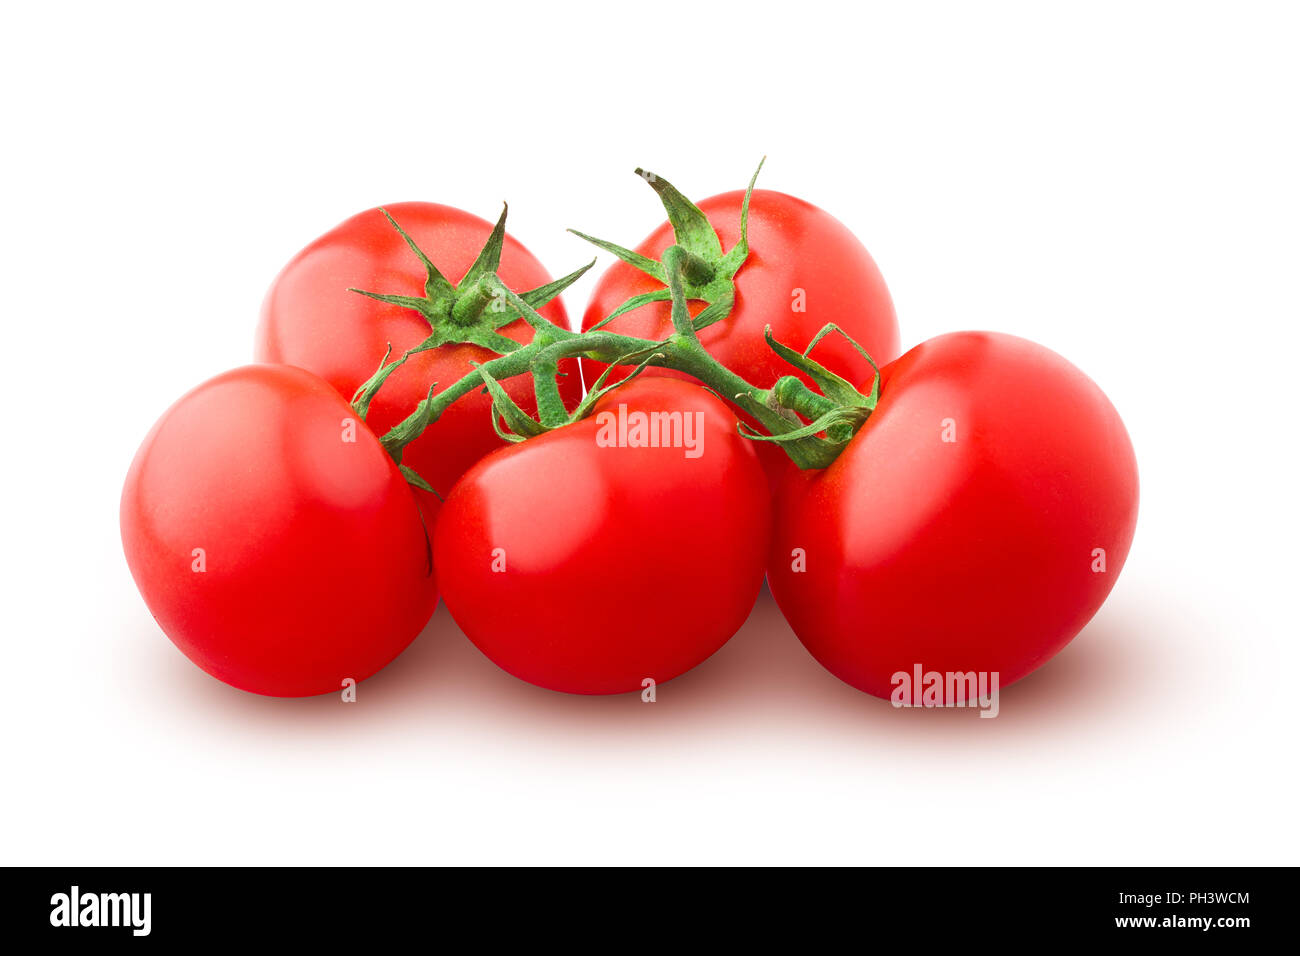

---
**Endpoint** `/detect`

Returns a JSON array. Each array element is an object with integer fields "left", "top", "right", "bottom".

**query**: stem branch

[{"left": 378, "top": 248, "right": 852, "bottom": 470}]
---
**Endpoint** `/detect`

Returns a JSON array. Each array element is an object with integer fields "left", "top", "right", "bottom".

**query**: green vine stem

[
  {"left": 366, "top": 246, "right": 867, "bottom": 472},
  {"left": 351, "top": 168, "right": 882, "bottom": 484}
]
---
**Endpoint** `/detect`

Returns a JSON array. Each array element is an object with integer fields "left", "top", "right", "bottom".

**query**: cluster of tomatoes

[{"left": 121, "top": 168, "right": 1138, "bottom": 702}]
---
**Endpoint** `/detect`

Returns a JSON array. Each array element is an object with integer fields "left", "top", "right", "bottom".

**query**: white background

[{"left": 2, "top": 1, "right": 1296, "bottom": 865}]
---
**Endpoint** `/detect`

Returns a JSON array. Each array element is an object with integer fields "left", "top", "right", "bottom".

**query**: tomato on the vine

[
  {"left": 121, "top": 364, "right": 437, "bottom": 697},
  {"left": 256, "top": 201, "right": 583, "bottom": 506},
  {"left": 434, "top": 377, "right": 770, "bottom": 695},
  {"left": 576, "top": 174, "right": 900, "bottom": 484},
  {"left": 767, "top": 332, "right": 1139, "bottom": 698}
]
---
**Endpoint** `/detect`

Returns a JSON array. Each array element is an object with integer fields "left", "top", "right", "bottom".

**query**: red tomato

[
  {"left": 121, "top": 365, "right": 438, "bottom": 697},
  {"left": 580, "top": 188, "right": 900, "bottom": 482},
  {"left": 768, "top": 332, "right": 1139, "bottom": 699},
  {"left": 434, "top": 378, "right": 770, "bottom": 695},
  {"left": 256, "top": 202, "right": 581, "bottom": 506}
]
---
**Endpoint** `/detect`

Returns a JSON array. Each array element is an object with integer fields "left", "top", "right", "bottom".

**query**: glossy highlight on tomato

[
  {"left": 256, "top": 201, "right": 581, "bottom": 505},
  {"left": 767, "top": 332, "right": 1139, "bottom": 697},
  {"left": 121, "top": 364, "right": 438, "bottom": 697},
  {"left": 434, "top": 377, "right": 770, "bottom": 695}
]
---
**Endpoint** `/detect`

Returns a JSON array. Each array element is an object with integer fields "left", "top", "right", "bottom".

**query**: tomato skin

[
  {"left": 434, "top": 378, "right": 770, "bottom": 695},
  {"left": 768, "top": 332, "right": 1139, "bottom": 698},
  {"left": 580, "top": 188, "right": 900, "bottom": 482},
  {"left": 120, "top": 365, "right": 437, "bottom": 697},
  {"left": 256, "top": 202, "right": 580, "bottom": 505}
]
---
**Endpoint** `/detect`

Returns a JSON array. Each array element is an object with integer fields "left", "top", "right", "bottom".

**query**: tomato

[
  {"left": 767, "top": 332, "right": 1139, "bottom": 699},
  {"left": 256, "top": 202, "right": 581, "bottom": 506},
  {"left": 434, "top": 377, "right": 770, "bottom": 695},
  {"left": 579, "top": 187, "right": 900, "bottom": 482},
  {"left": 121, "top": 364, "right": 437, "bottom": 697}
]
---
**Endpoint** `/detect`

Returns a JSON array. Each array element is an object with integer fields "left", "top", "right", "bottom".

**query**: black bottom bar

[{"left": 6, "top": 866, "right": 1285, "bottom": 943}]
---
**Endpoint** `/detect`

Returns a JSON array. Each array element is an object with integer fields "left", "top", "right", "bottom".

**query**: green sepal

[
  {"left": 804, "top": 322, "right": 882, "bottom": 407},
  {"left": 348, "top": 289, "right": 437, "bottom": 314},
  {"left": 378, "top": 207, "right": 454, "bottom": 299},
  {"left": 718, "top": 158, "right": 765, "bottom": 275},
  {"left": 565, "top": 230, "right": 664, "bottom": 282},
  {"left": 728, "top": 393, "right": 842, "bottom": 470},
  {"left": 399, "top": 464, "right": 443, "bottom": 501},
  {"left": 379, "top": 383, "right": 438, "bottom": 463},
  {"left": 589, "top": 289, "right": 671, "bottom": 330},
  {"left": 731, "top": 391, "right": 803, "bottom": 438},
  {"left": 474, "top": 363, "right": 548, "bottom": 442},
  {"left": 458, "top": 203, "right": 509, "bottom": 290},
  {"left": 689, "top": 292, "right": 735, "bottom": 334},
  {"left": 351, "top": 343, "right": 399, "bottom": 420},
  {"left": 514, "top": 259, "right": 597, "bottom": 318},
  {"left": 632, "top": 167, "right": 723, "bottom": 260},
  {"left": 763, "top": 325, "right": 874, "bottom": 410},
  {"left": 736, "top": 405, "right": 870, "bottom": 444}
]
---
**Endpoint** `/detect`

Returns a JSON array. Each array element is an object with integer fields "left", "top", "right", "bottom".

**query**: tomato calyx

[
  {"left": 347, "top": 205, "right": 594, "bottom": 354},
  {"left": 340, "top": 203, "right": 596, "bottom": 489},
  {"left": 739, "top": 324, "right": 882, "bottom": 448},
  {"left": 568, "top": 160, "right": 766, "bottom": 328}
]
